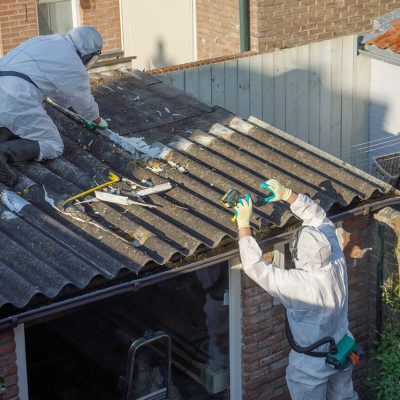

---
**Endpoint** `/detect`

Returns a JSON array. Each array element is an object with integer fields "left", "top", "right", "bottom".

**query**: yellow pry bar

[{"left": 61, "top": 172, "right": 120, "bottom": 208}]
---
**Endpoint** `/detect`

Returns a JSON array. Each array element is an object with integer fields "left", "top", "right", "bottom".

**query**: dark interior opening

[{"left": 26, "top": 263, "right": 230, "bottom": 399}]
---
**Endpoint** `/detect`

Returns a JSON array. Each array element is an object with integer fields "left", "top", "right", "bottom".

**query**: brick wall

[
  {"left": 0, "top": 1, "right": 39, "bottom": 56},
  {"left": 374, "top": 207, "right": 400, "bottom": 322},
  {"left": 196, "top": 0, "right": 241, "bottom": 60},
  {"left": 197, "top": 0, "right": 400, "bottom": 59},
  {"left": 241, "top": 215, "right": 378, "bottom": 399},
  {"left": 80, "top": 0, "right": 122, "bottom": 52},
  {"left": 0, "top": 0, "right": 121, "bottom": 56},
  {"left": 0, "top": 329, "right": 18, "bottom": 400}
]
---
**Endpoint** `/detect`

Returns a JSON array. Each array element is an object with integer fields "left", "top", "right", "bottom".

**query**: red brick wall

[
  {"left": 196, "top": 0, "right": 241, "bottom": 60},
  {"left": 0, "top": 1, "right": 39, "bottom": 56},
  {"left": 0, "top": 329, "right": 18, "bottom": 400},
  {"left": 0, "top": 0, "right": 122, "bottom": 56},
  {"left": 241, "top": 215, "right": 378, "bottom": 399},
  {"left": 80, "top": 0, "right": 122, "bottom": 52},
  {"left": 197, "top": 0, "right": 400, "bottom": 59}
]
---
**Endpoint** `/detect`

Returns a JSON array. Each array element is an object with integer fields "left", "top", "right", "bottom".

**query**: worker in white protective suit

[
  {"left": 0, "top": 26, "right": 108, "bottom": 187},
  {"left": 234, "top": 179, "right": 359, "bottom": 400}
]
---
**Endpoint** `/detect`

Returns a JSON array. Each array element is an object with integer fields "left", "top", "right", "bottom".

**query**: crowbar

[
  {"left": 45, "top": 97, "right": 98, "bottom": 130},
  {"left": 61, "top": 171, "right": 120, "bottom": 209}
]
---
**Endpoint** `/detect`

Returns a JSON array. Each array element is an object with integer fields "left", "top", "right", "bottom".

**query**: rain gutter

[
  {"left": 239, "top": 0, "right": 250, "bottom": 52},
  {"left": 359, "top": 48, "right": 400, "bottom": 67},
  {"left": 0, "top": 195, "right": 400, "bottom": 330}
]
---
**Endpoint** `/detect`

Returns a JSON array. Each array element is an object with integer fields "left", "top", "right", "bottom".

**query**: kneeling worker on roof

[
  {"left": 234, "top": 179, "right": 358, "bottom": 400},
  {"left": 0, "top": 26, "right": 108, "bottom": 187}
]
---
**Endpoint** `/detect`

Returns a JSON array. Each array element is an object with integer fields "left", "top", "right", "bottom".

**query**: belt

[{"left": 0, "top": 71, "right": 39, "bottom": 89}]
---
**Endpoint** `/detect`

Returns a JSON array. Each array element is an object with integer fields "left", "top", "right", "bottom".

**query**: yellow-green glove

[
  {"left": 260, "top": 179, "right": 292, "bottom": 202},
  {"left": 96, "top": 117, "right": 108, "bottom": 129},
  {"left": 233, "top": 194, "right": 252, "bottom": 229}
]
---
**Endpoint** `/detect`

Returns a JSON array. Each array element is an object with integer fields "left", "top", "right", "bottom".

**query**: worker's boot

[
  {"left": 0, "top": 127, "right": 19, "bottom": 143},
  {"left": 0, "top": 139, "right": 40, "bottom": 187}
]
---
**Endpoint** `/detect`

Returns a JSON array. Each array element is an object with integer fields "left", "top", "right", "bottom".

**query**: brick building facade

[
  {"left": 0, "top": 329, "right": 18, "bottom": 400},
  {"left": 196, "top": 0, "right": 400, "bottom": 60},
  {"left": 0, "top": 0, "right": 121, "bottom": 57}
]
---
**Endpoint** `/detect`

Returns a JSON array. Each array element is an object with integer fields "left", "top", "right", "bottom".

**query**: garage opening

[{"left": 26, "top": 263, "right": 230, "bottom": 399}]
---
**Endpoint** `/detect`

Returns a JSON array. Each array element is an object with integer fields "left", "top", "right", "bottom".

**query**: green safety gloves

[
  {"left": 260, "top": 179, "right": 292, "bottom": 202},
  {"left": 231, "top": 180, "right": 292, "bottom": 228},
  {"left": 234, "top": 194, "right": 253, "bottom": 229},
  {"left": 96, "top": 117, "right": 108, "bottom": 129}
]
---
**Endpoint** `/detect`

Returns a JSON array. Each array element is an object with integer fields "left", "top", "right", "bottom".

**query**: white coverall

[
  {"left": 239, "top": 194, "right": 358, "bottom": 400},
  {"left": 0, "top": 33, "right": 100, "bottom": 161}
]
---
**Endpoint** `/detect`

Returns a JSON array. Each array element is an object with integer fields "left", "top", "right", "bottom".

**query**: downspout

[
  {"left": 239, "top": 0, "right": 250, "bottom": 52},
  {"left": 0, "top": 196, "right": 400, "bottom": 329}
]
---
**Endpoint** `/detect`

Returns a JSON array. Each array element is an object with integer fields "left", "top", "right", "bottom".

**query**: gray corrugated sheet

[{"left": 0, "top": 70, "right": 394, "bottom": 314}]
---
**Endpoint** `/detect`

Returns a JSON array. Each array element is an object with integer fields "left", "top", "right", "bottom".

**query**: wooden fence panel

[
  {"left": 273, "top": 49, "right": 286, "bottom": 131},
  {"left": 158, "top": 35, "right": 370, "bottom": 168},
  {"left": 224, "top": 59, "right": 238, "bottom": 114},
  {"left": 262, "top": 53, "right": 274, "bottom": 126},
  {"left": 297, "top": 45, "right": 309, "bottom": 143},
  {"left": 249, "top": 55, "right": 263, "bottom": 120},
  {"left": 238, "top": 57, "right": 250, "bottom": 118}
]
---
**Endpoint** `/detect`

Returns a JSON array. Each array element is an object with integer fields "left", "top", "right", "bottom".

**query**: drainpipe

[
  {"left": 239, "top": 0, "right": 250, "bottom": 52},
  {"left": 0, "top": 196, "right": 399, "bottom": 329}
]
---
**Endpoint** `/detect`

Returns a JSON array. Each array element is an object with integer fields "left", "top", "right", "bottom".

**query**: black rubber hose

[{"left": 285, "top": 313, "right": 337, "bottom": 357}]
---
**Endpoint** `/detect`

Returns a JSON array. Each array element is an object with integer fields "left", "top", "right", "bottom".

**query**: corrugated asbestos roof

[{"left": 0, "top": 70, "right": 394, "bottom": 314}]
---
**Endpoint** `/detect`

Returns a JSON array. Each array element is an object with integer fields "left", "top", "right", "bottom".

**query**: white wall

[
  {"left": 159, "top": 36, "right": 371, "bottom": 169},
  {"left": 370, "top": 59, "right": 400, "bottom": 158},
  {"left": 121, "top": 0, "right": 196, "bottom": 71}
]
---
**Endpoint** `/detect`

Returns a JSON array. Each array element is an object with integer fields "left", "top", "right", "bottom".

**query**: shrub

[{"left": 366, "top": 284, "right": 400, "bottom": 400}]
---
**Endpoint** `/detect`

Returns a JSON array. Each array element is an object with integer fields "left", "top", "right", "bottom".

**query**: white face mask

[{"left": 85, "top": 54, "right": 100, "bottom": 70}]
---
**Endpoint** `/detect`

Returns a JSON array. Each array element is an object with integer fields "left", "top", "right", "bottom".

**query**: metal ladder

[{"left": 120, "top": 330, "right": 171, "bottom": 400}]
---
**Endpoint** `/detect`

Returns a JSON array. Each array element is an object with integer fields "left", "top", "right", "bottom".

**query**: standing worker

[
  {"left": 234, "top": 179, "right": 359, "bottom": 399},
  {"left": 0, "top": 26, "right": 108, "bottom": 187}
]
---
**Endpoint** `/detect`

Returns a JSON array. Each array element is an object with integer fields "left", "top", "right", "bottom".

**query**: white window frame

[
  {"left": 14, "top": 324, "right": 29, "bottom": 400},
  {"left": 36, "top": 0, "right": 80, "bottom": 34},
  {"left": 71, "top": 0, "right": 81, "bottom": 27},
  {"left": 229, "top": 256, "right": 243, "bottom": 399}
]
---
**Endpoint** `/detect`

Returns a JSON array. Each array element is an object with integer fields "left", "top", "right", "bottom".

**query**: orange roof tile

[{"left": 367, "top": 18, "right": 400, "bottom": 54}]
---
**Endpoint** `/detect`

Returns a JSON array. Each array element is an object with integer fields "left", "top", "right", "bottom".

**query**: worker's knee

[{"left": 37, "top": 138, "right": 64, "bottom": 161}]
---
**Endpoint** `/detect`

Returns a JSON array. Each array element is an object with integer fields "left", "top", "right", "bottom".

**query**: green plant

[{"left": 366, "top": 284, "right": 400, "bottom": 400}]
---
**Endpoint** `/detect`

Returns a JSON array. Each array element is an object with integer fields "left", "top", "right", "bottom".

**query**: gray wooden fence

[{"left": 158, "top": 35, "right": 371, "bottom": 169}]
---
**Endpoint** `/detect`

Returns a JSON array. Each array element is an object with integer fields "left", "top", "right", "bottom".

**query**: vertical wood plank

[
  {"left": 211, "top": 62, "right": 225, "bottom": 107},
  {"left": 285, "top": 47, "right": 298, "bottom": 136},
  {"left": 319, "top": 40, "right": 332, "bottom": 152},
  {"left": 297, "top": 45, "right": 310, "bottom": 142},
  {"left": 308, "top": 42, "right": 321, "bottom": 147},
  {"left": 341, "top": 35, "right": 356, "bottom": 163},
  {"left": 158, "top": 73, "right": 172, "bottom": 86},
  {"left": 198, "top": 64, "right": 212, "bottom": 105},
  {"left": 225, "top": 59, "right": 238, "bottom": 114},
  {"left": 331, "top": 37, "right": 343, "bottom": 158},
  {"left": 249, "top": 55, "right": 263, "bottom": 119},
  {"left": 262, "top": 52, "right": 274, "bottom": 125},
  {"left": 170, "top": 70, "right": 185, "bottom": 90},
  {"left": 238, "top": 57, "right": 250, "bottom": 118},
  {"left": 273, "top": 49, "right": 286, "bottom": 131},
  {"left": 353, "top": 52, "right": 371, "bottom": 170},
  {"left": 185, "top": 67, "right": 199, "bottom": 98}
]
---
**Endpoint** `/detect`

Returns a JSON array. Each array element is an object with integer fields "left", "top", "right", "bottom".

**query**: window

[{"left": 37, "top": 0, "right": 74, "bottom": 35}]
